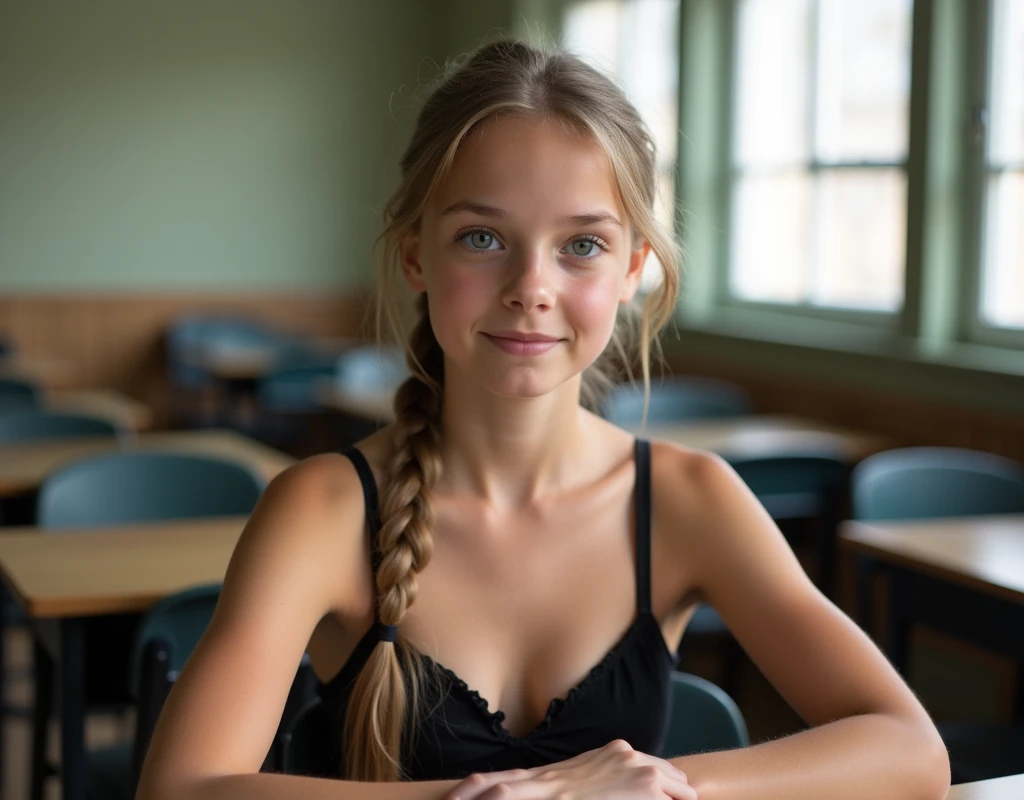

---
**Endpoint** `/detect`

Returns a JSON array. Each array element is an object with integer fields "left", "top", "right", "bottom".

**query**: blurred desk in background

[
  {"left": 627, "top": 416, "right": 889, "bottom": 462},
  {"left": 0, "top": 429, "right": 295, "bottom": 498},
  {"left": 946, "top": 773, "right": 1024, "bottom": 799},
  {"left": 316, "top": 381, "right": 394, "bottom": 422},
  {"left": 0, "top": 515, "right": 248, "bottom": 800},
  {"left": 841, "top": 515, "right": 1024, "bottom": 717},
  {"left": 46, "top": 390, "right": 152, "bottom": 432}
]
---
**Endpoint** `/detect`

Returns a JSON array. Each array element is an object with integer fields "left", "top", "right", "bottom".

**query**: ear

[
  {"left": 399, "top": 231, "right": 426, "bottom": 293},
  {"left": 620, "top": 239, "right": 651, "bottom": 303}
]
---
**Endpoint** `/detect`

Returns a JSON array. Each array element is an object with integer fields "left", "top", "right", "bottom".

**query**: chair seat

[{"left": 686, "top": 604, "right": 729, "bottom": 636}]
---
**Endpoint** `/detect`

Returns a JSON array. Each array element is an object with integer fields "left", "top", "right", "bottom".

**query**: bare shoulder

[
  {"left": 219, "top": 446, "right": 380, "bottom": 622},
  {"left": 647, "top": 440, "right": 785, "bottom": 588}
]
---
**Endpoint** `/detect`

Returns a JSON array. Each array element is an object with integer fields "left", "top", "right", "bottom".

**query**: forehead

[{"left": 426, "top": 114, "right": 625, "bottom": 224}]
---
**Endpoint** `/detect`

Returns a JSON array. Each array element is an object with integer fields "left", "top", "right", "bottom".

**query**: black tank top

[{"left": 318, "top": 438, "right": 679, "bottom": 780}]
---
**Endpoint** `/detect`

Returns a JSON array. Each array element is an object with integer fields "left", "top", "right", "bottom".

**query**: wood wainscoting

[{"left": 0, "top": 291, "right": 371, "bottom": 427}]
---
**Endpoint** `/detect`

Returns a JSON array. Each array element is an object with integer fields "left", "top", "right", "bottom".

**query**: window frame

[{"left": 962, "top": 0, "right": 1024, "bottom": 348}]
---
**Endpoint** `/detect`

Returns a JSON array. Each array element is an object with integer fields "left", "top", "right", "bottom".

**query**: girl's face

[{"left": 400, "top": 114, "right": 649, "bottom": 400}]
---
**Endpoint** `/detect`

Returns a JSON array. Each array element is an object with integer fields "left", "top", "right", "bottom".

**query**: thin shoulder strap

[
  {"left": 340, "top": 446, "right": 383, "bottom": 572},
  {"left": 634, "top": 438, "right": 653, "bottom": 614}
]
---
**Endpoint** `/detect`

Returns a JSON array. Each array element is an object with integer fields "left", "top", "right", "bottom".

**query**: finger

[{"left": 444, "top": 768, "right": 532, "bottom": 800}]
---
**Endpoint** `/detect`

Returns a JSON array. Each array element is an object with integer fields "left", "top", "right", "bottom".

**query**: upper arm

[
  {"left": 137, "top": 454, "right": 372, "bottom": 793},
  {"left": 657, "top": 445, "right": 934, "bottom": 731}
]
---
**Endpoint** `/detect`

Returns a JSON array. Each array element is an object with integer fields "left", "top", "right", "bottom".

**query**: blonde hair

[{"left": 344, "top": 37, "right": 681, "bottom": 781}]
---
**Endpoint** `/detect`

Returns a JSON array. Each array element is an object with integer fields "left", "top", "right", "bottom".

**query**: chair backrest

[
  {"left": 851, "top": 447, "right": 1024, "bottom": 521},
  {"left": 130, "top": 584, "right": 221, "bottom": 786},
  {"left": 727, "top": 453, "right": 849, "bottom": 520},
  {"left": 601, "top": 377, "right": 752, "bottom": 427},
  {"left": 0, "top": 377, "right": 41, "bottom": 409},
  {"left": 258, "top": 360, "right": 338, "bottom": 414},
  {"left": 334, "top": 346, "right": 408, "bottom": 394},
  {"left": 37, "top": 451, "right": 265, "bottom": 528},
  {"left": 660, "top": 671, "right": 749, "bottom": 758},
  {"left": 166, "top": 315, "right": 279, "bottom": 390},
  {"left": 279, "top": 671, "right": 749, "bottom": 777},
  {"left": 0, "top": 410, "right": 125, "bottom": 445}
]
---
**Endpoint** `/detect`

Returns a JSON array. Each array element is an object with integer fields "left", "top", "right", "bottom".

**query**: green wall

[{"left": 0, "top": 1, "right": 442, "bottom": 291}]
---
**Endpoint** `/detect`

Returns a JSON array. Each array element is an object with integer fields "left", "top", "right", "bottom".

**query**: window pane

[
  {"left": 980, "top": 171, "right": 1024, "bottom": 328},
  {"left": 731, "top": 172, "right": 811, "bottom": 303},
  {"left": 563, "top": 0, "right": 679, "bottom": 290},
  {"left": 815, "top": 0, "right": 913, "bottom": 162},
  {"left": 734, "top": 0, "right": 813, "bottom": 169},
  {"left": 813, "top": 169, "right": 906, "bottom": 310},
  {"left": 988, "top": 0, "right": 1024, "bottom": 165},
  {"left": 732, "top": 0, "right": 909, "bottom": 313}
]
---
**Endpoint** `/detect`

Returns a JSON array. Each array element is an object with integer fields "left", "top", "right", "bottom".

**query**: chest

[{"left": 396, "top": 483, "right": 642, "bottom": 736}]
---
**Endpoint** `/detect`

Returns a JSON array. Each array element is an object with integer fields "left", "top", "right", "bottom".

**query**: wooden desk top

[
  {"left": 840, "top": 515, "right": 1024, "bottom": 605},
  {"left": 0, "top": 516, "right": 245, "bottom": 618},
  {"left": 946, "top": 773, "right": 1024, "bottom": 799},
  {"left": 631, "top": 416, "right": 888, "bottom": 462},
  {"left": 46, "top": 389, "right": 153, "bottom": 432},
  {"left": 0, "top": 355, "right": 78, "bottom": 390},
  {"left": 0, "top": 429, "right": 295, "bottom": 497}
]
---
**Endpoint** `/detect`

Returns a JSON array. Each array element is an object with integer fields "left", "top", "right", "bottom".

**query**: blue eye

[
  {"left": 456, "top": 229, "right": 609, "bottom": 260},
  {"left": 459, "top": 230, "right": 502, "bottom": 251},
  {"left": 563, "top": 236, "right": 608, "bottom": 261}
]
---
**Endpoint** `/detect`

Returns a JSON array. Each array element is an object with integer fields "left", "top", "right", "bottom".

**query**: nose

[{"left": 502, "top": 247, "right": 556, "bottom": 313}]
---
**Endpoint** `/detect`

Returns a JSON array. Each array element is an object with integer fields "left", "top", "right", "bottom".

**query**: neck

[{"left": 437, "top": 361, "right": 589, "bottom": 510}]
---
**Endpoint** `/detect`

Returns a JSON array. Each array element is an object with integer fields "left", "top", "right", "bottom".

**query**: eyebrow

[{"left": 439, "top": 200, "right": 623, "bottom": 229}]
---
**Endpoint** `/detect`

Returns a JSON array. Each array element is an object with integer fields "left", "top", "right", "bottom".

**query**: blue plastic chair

[
  {"left": 0, "top": 377, "right": 41, "bottom": 409},
  {"left": 37, "top": 452, "right": 266, "bottom": 528},
  {"left": 87, "top": 585, "right": 221, "bottom": 800},
  {"left": 660, "top": 671, "right": 749, "bottom": 757},
  {"left": 258, "top": 359, "right": 339, "bottom": 415},
  {"left": 601, "top": 376, "right": 752, "bottom": 427},
  {"left": 166, "top": 315, "right": 280, "bottom": 391},
  {"left": 851, "top": 447, "right": 1024, "bottom": 784},
  {"left": 31, "top": 454, "right": 265, "bottom": 800},
  {"left": 0, "top": 411, "right": 126, "bottom": 445},
  {"left": 851, "top": 447, "right": 1024, "bottom": 521},
  {"left": 280, "top": 670, "right": 747, "bottom": 778}
]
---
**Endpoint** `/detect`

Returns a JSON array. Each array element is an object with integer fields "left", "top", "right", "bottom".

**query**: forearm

[
  {"left": 672, "top": 713, "right": 950, "bottom": 800},
  {"left": 138, "top": 772, "right": 461, "bottom": 800}
]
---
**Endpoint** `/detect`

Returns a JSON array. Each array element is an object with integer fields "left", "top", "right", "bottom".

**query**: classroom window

[
  {"left": 729, "top": 0, "right": 913, "bottom": 313},
  {"left": 979, "top": 0, "right": 1024, "bottom": 330},
  {"left": 561, "top": 0, "right": 679, "bottom": 290}
]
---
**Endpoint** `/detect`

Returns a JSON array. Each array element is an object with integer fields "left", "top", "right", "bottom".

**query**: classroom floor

[{"left": 0, "top": 625, "right": 807, "bottom": 800}]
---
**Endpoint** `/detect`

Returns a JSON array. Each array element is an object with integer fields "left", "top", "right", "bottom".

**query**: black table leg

[
  {"left": 884, "top": 567, "right": 912, "bottom": 675},
  {"left": 855, "top": 555, "right": 876, "bottom": 639},
  {"left": 60, "top": 619, "right": 86, "bottom": 800},
  {"left": 31, "top": 639, "right": 53, "bottom": 800}
]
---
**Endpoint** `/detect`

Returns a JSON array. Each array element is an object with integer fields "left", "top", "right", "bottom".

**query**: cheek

[
  {"left": 568, "top": 275, "right": 623, "bottom": 342},
  {"left": 431, "top": 267, "right": 493, "bottom": 314}
]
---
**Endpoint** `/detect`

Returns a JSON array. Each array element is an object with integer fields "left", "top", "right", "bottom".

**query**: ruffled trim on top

[{"left": 422, "top": 611, "right": 664, "bottom": 743}]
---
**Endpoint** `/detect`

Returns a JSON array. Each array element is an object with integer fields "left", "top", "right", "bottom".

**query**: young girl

[{"left": 138, "top": 38, "right": 949, "bottom": 800}]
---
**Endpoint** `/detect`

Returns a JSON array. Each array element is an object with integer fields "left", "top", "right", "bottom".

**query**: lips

[
  {"left": 484, "top": 331, "right": 561, "bottom": 343},
  {"left": 481, "top": 331, "right": 563, "bottom": 356}
]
